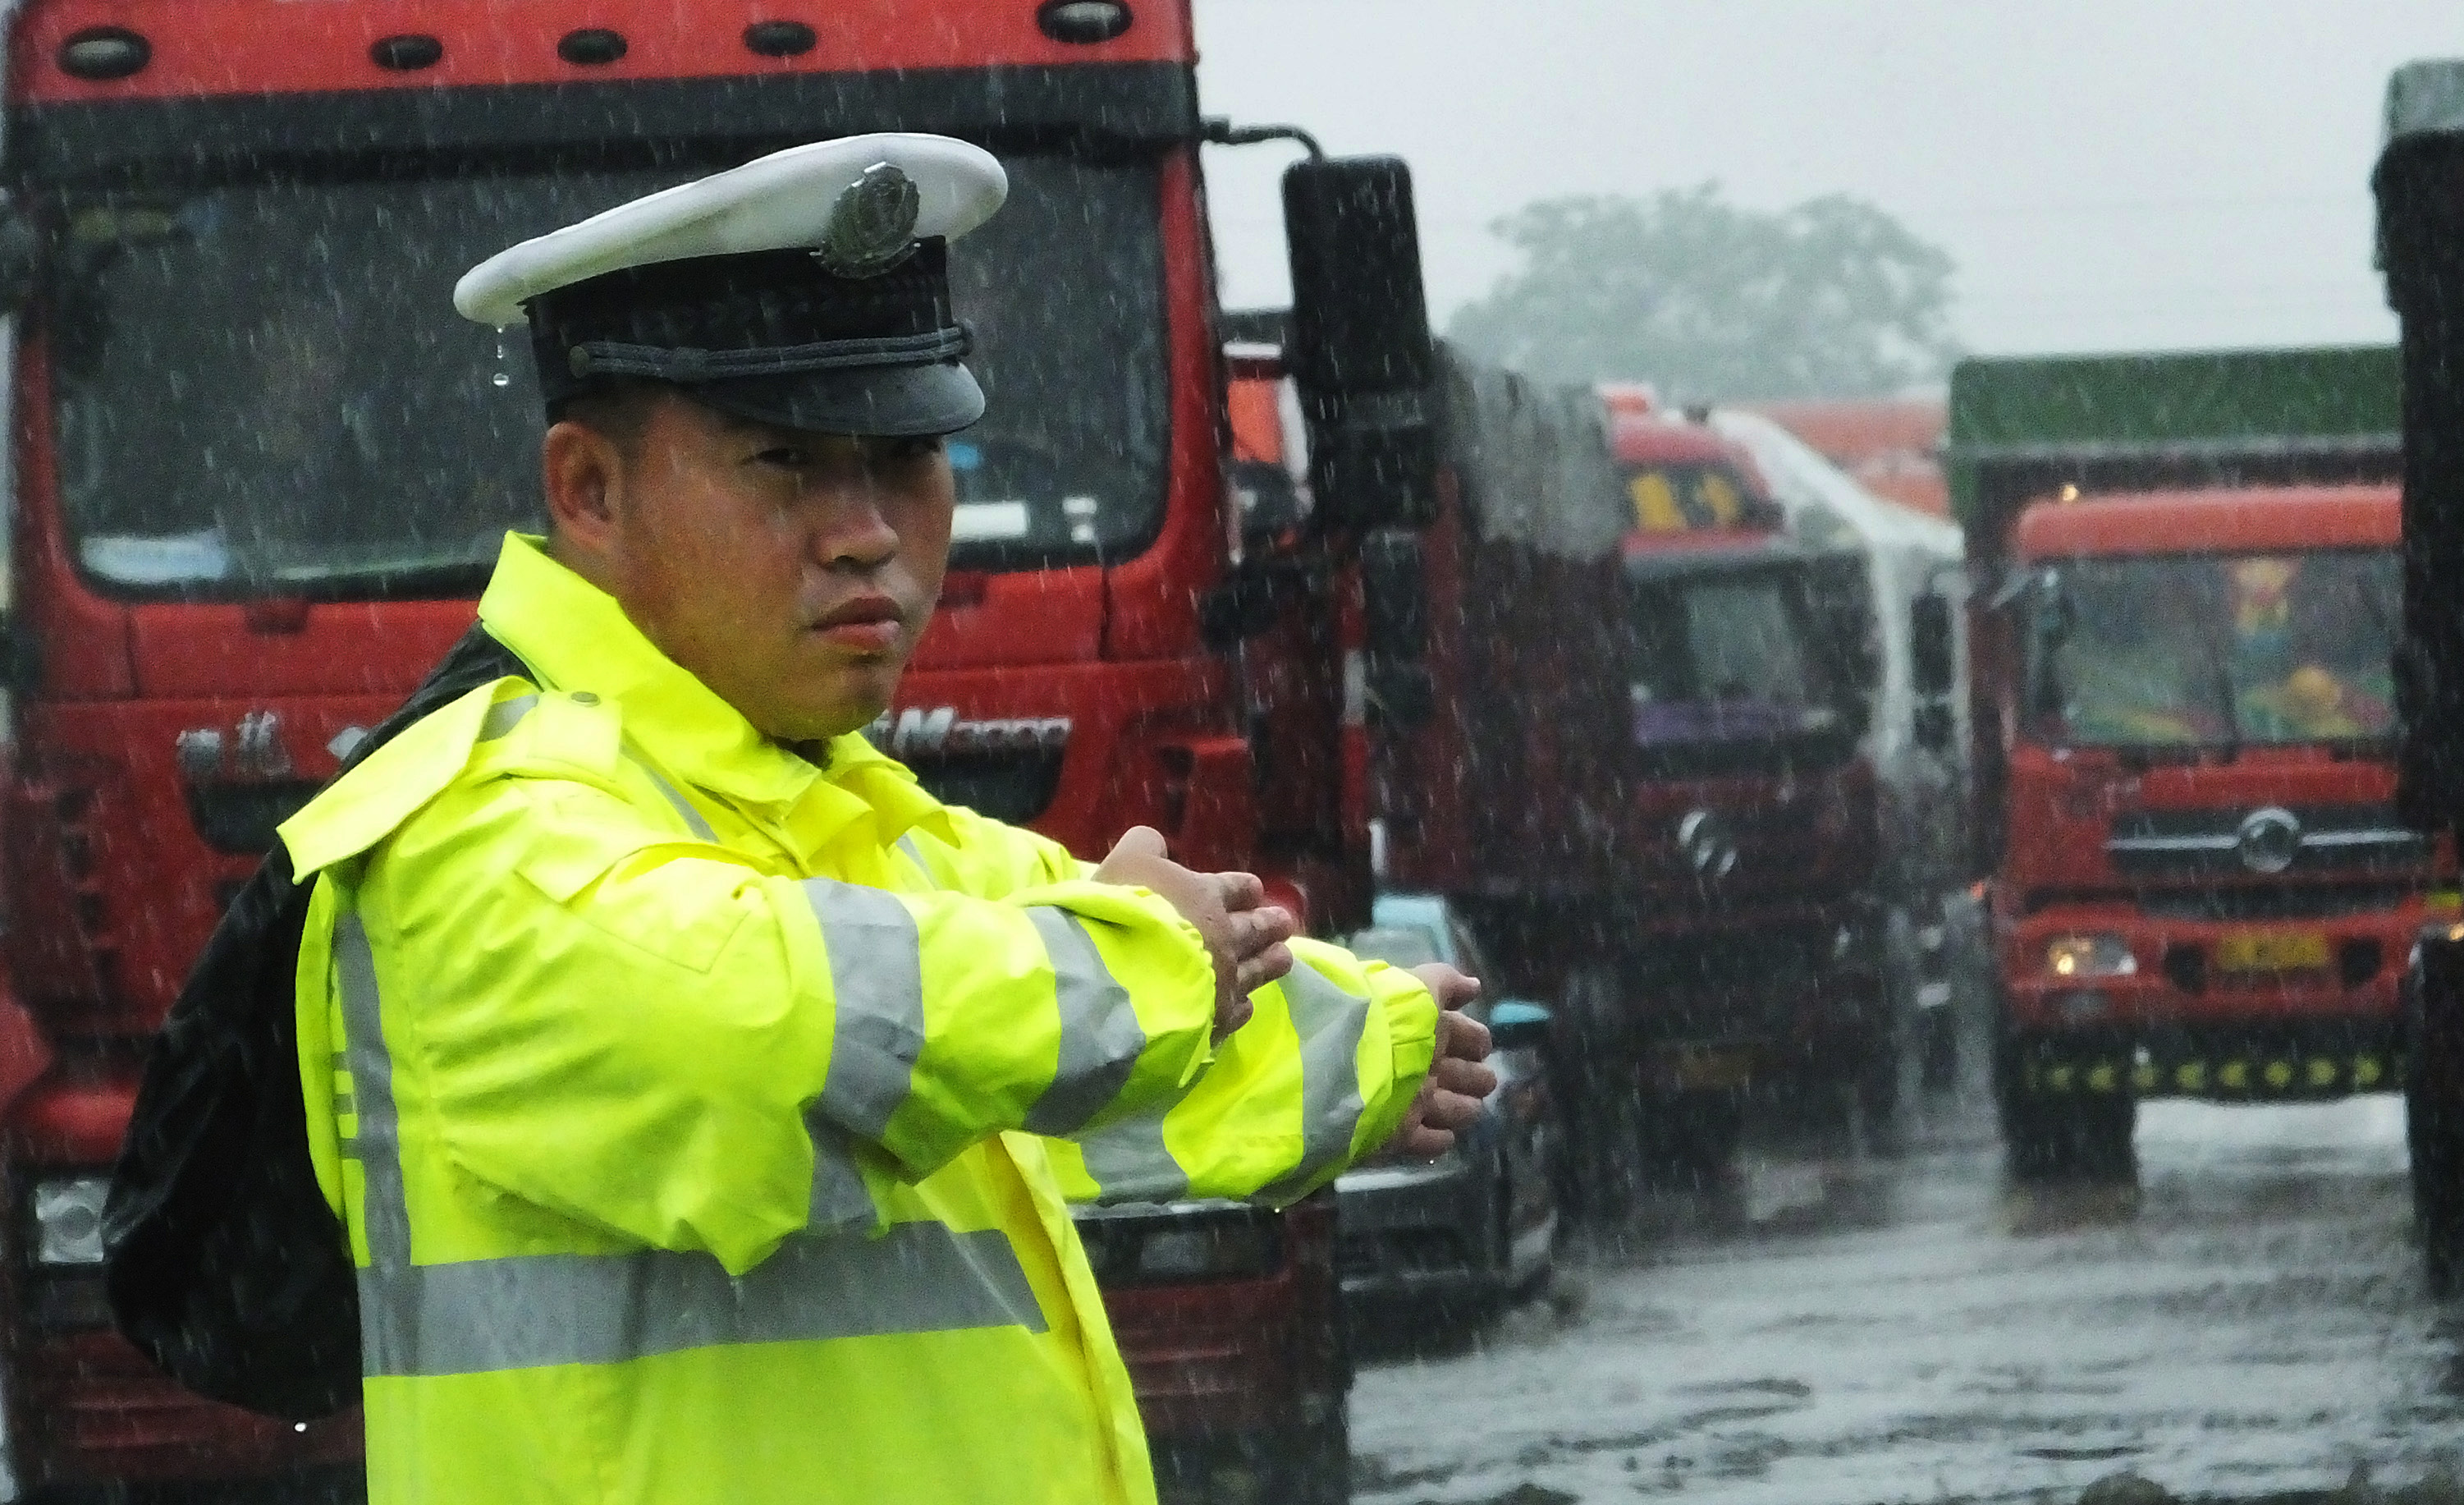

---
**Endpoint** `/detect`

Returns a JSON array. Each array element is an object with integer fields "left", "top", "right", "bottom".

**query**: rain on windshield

[
  {"left": 48, "top": 154, "right": 1164, "bottom": 596},
  {"left": 2028, "top": 549, "right": 2400, "bottom": 747}
]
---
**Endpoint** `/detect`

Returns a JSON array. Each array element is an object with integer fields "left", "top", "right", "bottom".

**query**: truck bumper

[
  {"left": 1999, "top": 899, "right": 2423, "bottom": 1099},
  {"left": 5, "top": 1071, "right": 364, "bottom": 1493}
]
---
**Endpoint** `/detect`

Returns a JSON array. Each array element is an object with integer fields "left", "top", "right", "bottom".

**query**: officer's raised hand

[
  {"left": 1384, "top": 964, "right": 1497, "bottom": 1159},
  {"left": 1092, "top": 826, "right": 1295, "bottom": 1039}
]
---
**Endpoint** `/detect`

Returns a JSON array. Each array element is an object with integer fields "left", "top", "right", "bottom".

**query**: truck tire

[
  {"left": 2406, "top": 934, "right": 2464, "bottom": 1293},
  {"left": 1638, "top": 1087, "right": 1745, "bottom": 1181},
  {"left": 1291, "top": 1406, "right": 1351, "bottom": 1505},
  {"left": 1995, "top": 1042, "right": 2136, "bottom": 1182}
]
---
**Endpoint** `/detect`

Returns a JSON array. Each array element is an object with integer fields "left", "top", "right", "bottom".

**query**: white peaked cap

[{"left": 453, "top": 133, "right": 1009, "bottom": 328}]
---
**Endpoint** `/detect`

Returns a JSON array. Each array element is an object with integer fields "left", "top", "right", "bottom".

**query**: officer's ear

[{"left": 542, "top": 417, "right": 625, "bottom": 556}]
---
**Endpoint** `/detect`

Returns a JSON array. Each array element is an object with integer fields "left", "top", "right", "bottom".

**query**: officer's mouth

[{"left": 808, "top": 594, "right": 907, "bottom": 654}]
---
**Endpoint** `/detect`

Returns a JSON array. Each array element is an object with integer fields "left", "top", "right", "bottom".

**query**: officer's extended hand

[
  {"left": 1382, "top": 964, "right": 1497, "bottom": 1159},
  {"left": 1092, "top": 826, "right": 1294, "bottom": 1039}
]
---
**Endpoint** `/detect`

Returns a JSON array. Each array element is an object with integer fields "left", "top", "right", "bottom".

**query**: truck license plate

[{"left": 2215, "top": 930, "right": 2331, "bottom": 974}]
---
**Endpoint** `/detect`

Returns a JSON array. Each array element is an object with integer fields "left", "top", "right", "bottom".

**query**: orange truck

[
  {"left": 0, "top": 0, "right": 1431, "bottom": 1496},
  {"left": 1949, "top": 350, "right": 2436, "bottom": 1179}
]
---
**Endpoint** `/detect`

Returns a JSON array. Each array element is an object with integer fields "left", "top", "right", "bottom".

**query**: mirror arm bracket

[{"left": 1202, "top": 117, "right": 1327, "bottom": 162}]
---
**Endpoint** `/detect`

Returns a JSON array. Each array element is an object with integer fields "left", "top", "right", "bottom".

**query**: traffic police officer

[{"left": 274, "top": 134, "right": 1493, "bottom": 1504}]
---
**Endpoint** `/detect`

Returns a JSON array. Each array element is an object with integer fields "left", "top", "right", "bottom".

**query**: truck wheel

[
  {"left": 1639, "top": 1087, "right": 1745, "bottom": 1182},
  {"left": 1291, "top": 1405, "right": 1351, "bottom": 1505},
  {"left": 1995, "top": 1034, "right": 2132, "bottom": 1180},
  {"left": 1996, "top": 1078, "right": 2136, "bottom": 1182},
  {"left": 2406, "top": 934, "right": 2464, "bottom": 1293}
]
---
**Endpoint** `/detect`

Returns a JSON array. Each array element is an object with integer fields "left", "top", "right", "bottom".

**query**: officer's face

[{"left": 568, "top": 392, "right": 955, "bottom": 741}]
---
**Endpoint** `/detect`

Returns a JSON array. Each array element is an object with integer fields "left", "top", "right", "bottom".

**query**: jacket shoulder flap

[{"left": 277, "top": 677, "right": 605, "bottom": 879}]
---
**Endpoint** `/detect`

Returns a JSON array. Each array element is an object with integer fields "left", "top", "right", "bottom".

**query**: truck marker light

[
  {"left": 2356, "top": 1056, "right": 2385, "bottom": 1089},
  {"left": 743, "top": 20, "right": 818, "bottom": 57},
  {"left": 2176, "top": 1062, "right": 2208, "bottom": 1092},
  {"left": 2219, "top": 1061, "right": 2251, "bottom": 1091},
  {"left": 2265, "top": 1060, "right": 2295, "bottom": 1090},
  {"left": 2308, "top": 1058, "right": 2340, "bottom": 1089},
  {"left": 29, "top": 1177, "right": 109, "bottom": 1266},
  {"left": 370, "top": 34, "right": 445, "bottom": 71},
  {"left": 1037, "top": 0, "right": 1134, "bottom": 44},
  {"left": 2047, "top": 934, "right": 2136, "bottom": 979},
  {"left": 2086, "top": 1062, "right": 2118, "bottom": 1093},
  {"left": 558, "top": 29, "right": 628, "bottom": 66},
  {"left": 2133, "top": 1062, "right": 2160, "bottom": 1091},
  {"left": 57, "top": 26, "right": 149, "bottom": 80}
]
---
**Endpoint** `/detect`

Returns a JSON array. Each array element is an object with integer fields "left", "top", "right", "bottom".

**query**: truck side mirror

[
  {"left": 1911, "top": 593, "right": 1957, "bottom": 754},
  {"left": 1283, "top": 157, "right": 1436, "bottom": 531}
]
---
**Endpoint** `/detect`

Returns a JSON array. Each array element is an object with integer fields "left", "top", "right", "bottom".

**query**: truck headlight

[
  {"left": 2046, "top": 934, "right": 2137, "bottom": 980},
  {"left": 31, "top": 1176, "right": 110, "bottom": 1267}
]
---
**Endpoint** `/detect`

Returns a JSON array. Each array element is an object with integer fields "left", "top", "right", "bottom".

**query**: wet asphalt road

[{"left": 1349, "top": 1091, "right": 2464, "bottom": 1505}]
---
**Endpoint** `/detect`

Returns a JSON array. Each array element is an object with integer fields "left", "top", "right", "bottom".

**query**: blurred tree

[{"left": 1447, "top": 185, "right": 1959, "bottom": 399}]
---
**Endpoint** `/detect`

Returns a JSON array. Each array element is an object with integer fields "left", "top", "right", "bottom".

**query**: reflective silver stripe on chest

[{"left": 333, "top": 900, "right": 1041, "bottom": 1379}]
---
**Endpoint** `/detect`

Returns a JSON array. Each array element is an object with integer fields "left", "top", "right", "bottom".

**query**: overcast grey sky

[{"left": 1191, "top": 1, "right": 2461, "bottom": 360}]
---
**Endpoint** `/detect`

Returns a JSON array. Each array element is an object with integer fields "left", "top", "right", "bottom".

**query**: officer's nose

[{"left": 810, "top": 478, "right": 902, "bottom": 575}]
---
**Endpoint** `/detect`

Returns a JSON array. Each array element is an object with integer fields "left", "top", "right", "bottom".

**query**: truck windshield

[
  {"left": 1621, "top": 462, "right": 1779, "bottom": 533},
  {"left": 1627, "top": 567, "right": 1843, "bottom": 747},
  {"left": 2024, "top": 548, "right": 2399, "bottom": 747},
  {"left": 46, "top": 154, "right": 1166, "bottom": 599}
]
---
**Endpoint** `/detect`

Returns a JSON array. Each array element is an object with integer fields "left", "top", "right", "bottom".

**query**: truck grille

[
  {"left": 2136, "top": 883, "right": 2417, "bottom": 922},
  {"left": 2106, "top": 805, "right": 2424, "bottom": 880},
  {"left": 902, "top": 749, "right": 1065, "bottom": 825}
]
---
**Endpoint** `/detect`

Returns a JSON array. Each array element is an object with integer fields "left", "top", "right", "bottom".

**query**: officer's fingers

[
  {"left": 1418, "top": 1086, "right": 1486, "bottom": 1133},
  {"left": 1235, "top": 942, "right": 1295, "bottom": 996},
  {"left": 1409, "top": 962, "right": 1482, "bottom": 1012},
  {"left": 1091, "top": 825, "right": 1170, "bottom": 883},
  {"left": 1395, "top": 1119, "right": 1456, "bottom": 1159},
  {"left": 1439, "top": 1011, "right": 1494, "bottom": 1065},
  {"left": 1428, "top": 1055, "right": 1497, "bottom": 1103},
  {"left": 1212, "top": 990, "right": 1255, "bottom": 1044},
  {"left": 1223, "top": 906, "right": 1294, "bottom": 961},
  {"left": 1216, "top": 871, "right": 1267, "bottom": 912}
]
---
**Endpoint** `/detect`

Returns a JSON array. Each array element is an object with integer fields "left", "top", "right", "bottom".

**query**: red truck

[
  {"left": 1372, "top": 358, "right": 1916, "bottom": 1186},
  {"left": 2375, "top": 57, "right": 2464, "bottom": 1289},
  {"left": 0, "top": 0, "right": 1430, "bottom": 1497},
  {"left": 1947, "top": 351, "right": 2425, "bottom": 1181}
]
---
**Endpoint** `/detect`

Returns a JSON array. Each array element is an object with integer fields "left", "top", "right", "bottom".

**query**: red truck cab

[
  {"left": 0, "top": 0, "right": 1431, "bottom": 1496},
  {"left": 1379, "top": 368, "right": 1889, "bottom": 1185},
  {"left": 1985, "top": 484, "right": 2434, "bottom": 1175}
]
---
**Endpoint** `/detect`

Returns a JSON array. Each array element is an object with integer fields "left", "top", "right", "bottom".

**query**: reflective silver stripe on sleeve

[
  {"left": 1074, "top": 1103, "right": 1190, "bottom": 1204},
  {"left": 1260, "top": 964, "right": 1376, "bottom": 1202},
  {"left": 621, "top": 744, "right": 717, "bottom": 842},
  {"left": 476, "top": 694, "right": 539, "bottom": 742},
  {"left": 364, "top": 1223, "right": 1044, "bottom": 1379},
  {"left": 804, "top": 879, "right": 927, "bottom": 1140},
  {"left": 337, "top": 895, "right": 1028, "bottom": 1382},
  {"left": 1019, "top": 907, "right": 1146, "bottom": 1136},
  {"left": 804, "top": 1113, "right": 877, "bottom": 1232}
]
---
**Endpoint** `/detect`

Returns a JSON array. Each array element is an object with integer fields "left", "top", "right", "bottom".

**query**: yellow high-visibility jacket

[{"left": 278, "top": 536, "right": 1439, "bottom": 1505}]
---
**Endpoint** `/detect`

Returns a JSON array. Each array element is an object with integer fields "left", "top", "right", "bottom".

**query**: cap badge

[{"left": 813, "top": 161, "right": 923, "bottom": 278}]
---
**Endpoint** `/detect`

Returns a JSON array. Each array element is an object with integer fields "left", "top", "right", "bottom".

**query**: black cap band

[{"left": 525, "top": 238, "right": 982, "bottom": 434}]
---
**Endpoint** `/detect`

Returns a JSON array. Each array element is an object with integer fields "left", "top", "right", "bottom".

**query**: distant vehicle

[
  {"left": 1336, "top": 893, "right": 1561, "bottom": 1318},
  {"left": 1744, "top": 398, "right": 1951, "bottom": 520},
  {"left": 1949, "top": 351, "right": 2424, "bottom": 1183}
]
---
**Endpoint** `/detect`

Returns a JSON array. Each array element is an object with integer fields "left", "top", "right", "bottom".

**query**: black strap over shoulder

[{"left": 103, "top": 624, "right": 531, "bottom": 1420}]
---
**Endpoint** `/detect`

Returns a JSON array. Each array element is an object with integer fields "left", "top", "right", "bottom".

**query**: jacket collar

[{"left": 475, "top": 534, "right": 956, "bottom": 851}]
